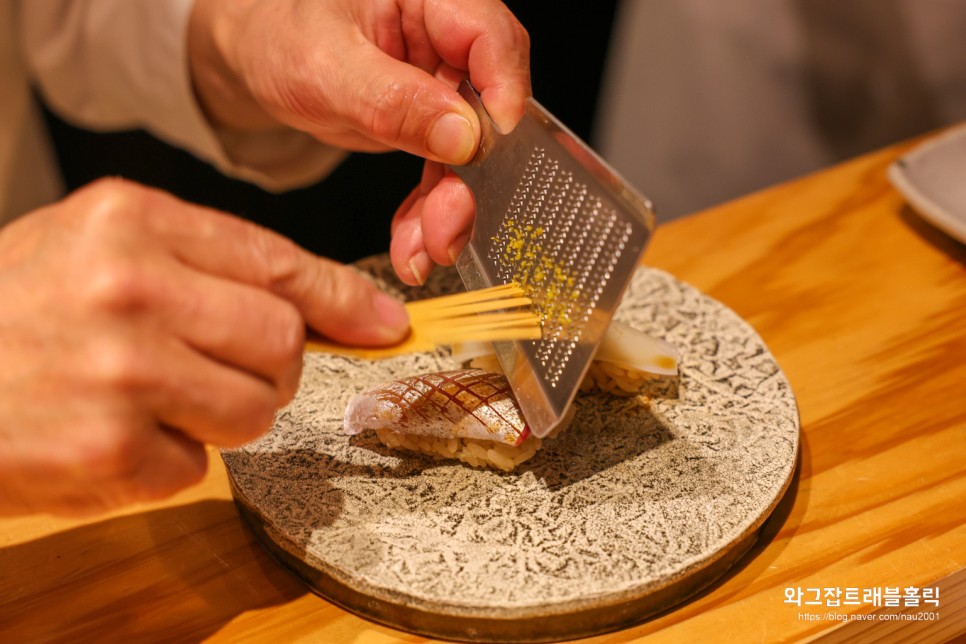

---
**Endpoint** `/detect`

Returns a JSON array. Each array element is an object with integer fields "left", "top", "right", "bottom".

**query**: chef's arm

[
  {"left": 17, "top": 0, "right": 344, "bottom": 192},
  {"left": 18, "top": 0, "right": 532, "bottom": 286}
]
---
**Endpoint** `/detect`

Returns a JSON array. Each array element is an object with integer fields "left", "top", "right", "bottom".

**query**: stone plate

[{"left": 222, "top": 256, "right": 799, "bottom": 642}]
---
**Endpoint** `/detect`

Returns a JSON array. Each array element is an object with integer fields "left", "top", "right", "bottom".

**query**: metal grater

[{"left": 449, "top": 80, "right": 656, "bottom": 438}]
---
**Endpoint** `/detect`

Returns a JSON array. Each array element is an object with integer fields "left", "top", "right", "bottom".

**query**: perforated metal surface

[
  {"left": 452, "top": 81, "right": 655, "bottom": 437},
  {"left": 488, "top": 148, "right": 635, "bottom": 388}
]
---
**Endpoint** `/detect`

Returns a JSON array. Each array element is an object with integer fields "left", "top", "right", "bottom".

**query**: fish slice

[{"left": 449, "top": 80, "right": 656, "bottom": 438}]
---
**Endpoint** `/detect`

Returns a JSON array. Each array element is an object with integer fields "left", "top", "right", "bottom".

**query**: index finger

[
  {"left": 126, "top": 184, "right": 410, "bottom": 347},
  {"left": 424, "top": 0, "right": 531, "bottom": 133}
]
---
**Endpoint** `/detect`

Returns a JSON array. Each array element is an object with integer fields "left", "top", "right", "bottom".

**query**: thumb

[
  {"left": 337, "top": 51, "right": 481, "bottom": 165},
  {"left": 291, "top": 258, "right": 410, "bottom": 347}
]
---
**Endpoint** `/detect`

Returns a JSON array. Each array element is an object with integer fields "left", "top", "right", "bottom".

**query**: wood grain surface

[{"left": 1, "top": 135, "right": 964, "bottom": 642}]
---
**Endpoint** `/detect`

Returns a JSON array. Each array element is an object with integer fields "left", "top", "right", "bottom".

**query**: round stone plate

[{"left": 222, "top": 256, "right": 799, "bottom": 643}]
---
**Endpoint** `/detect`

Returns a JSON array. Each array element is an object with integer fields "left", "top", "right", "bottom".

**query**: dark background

[{"left": 41, "top": 2, "right": 620, "bottom": 263}]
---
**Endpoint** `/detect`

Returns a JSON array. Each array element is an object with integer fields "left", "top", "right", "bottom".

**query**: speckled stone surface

[{"left": 222, "top": 256, "right": 799, "bottom": 638}]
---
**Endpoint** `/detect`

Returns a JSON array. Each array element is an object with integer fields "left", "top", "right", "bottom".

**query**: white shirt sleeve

[{"left": 17, "top": 0, "right": 345, "bottom": 191}]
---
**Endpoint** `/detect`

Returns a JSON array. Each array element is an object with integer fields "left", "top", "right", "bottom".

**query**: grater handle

[{"left": 456, "top": 81, "right": 504, "bottom": 170}]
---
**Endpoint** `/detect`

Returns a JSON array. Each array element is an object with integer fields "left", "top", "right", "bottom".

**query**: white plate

[{"left": 888, "top": 125, "right": 966, "bottom": 244}]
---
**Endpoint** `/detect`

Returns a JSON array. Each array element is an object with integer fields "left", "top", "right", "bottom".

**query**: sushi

[
  {"left": 344, "top": 369, "right": 572, "bottom": 471},
  {"left": 343, "top": 323, "right": 678, "bottom": 471}
]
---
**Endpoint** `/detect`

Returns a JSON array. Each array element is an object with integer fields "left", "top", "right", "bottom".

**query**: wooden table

[{"left": 1, "top": 137, "right": 964, "bottom": 642}]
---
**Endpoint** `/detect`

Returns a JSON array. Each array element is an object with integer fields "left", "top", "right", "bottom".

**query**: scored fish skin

[{"left": 343, "top": 369, "right": 530, "bottom": 446}]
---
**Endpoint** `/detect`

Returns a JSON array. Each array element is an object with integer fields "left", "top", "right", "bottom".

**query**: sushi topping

[{"left": 344, "top": 369, "right": 530, "bottom": 446}]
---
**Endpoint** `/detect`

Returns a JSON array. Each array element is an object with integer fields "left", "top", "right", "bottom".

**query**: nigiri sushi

[
  {"left": 452, "top": 320, "right": 681, "bottom": 397},
  {"left": 344, "top": 369, "right": 571, "bottom": 471}
]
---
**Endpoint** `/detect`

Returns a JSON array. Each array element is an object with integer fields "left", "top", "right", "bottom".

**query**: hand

[
  {"left": 0, "top": 179, "right": 408, "bottom": 516},
  {"left": 189, "top": 0, "right": 531, "bottom": 285}
]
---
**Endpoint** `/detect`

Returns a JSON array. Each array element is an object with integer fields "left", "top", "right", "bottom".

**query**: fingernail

[
  {"left": 447, "top": 231, "right": 471, "bottom": 265},
  {"left": 427, "top": 113, "right": 476, "bottom": 164},
  {"left": 408, "top": 251, "right": 432, "bottom": 286},
  {"left": 372, "top": 291, "right": 409, "bottom": 339}
]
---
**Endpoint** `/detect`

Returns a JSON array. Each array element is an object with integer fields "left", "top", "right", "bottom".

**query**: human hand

[
  {"left": 0, "top": 179, "right": 408, "bottom": 516},
  {"left": 189, "top": 0, "right": 531, "bottom": 285}
]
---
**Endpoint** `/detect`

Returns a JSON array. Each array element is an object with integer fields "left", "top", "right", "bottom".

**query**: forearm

[
  {"left": 19, "top": 0, "right": 200, "bottom": 139},
  {"left": 17, "top": 0, "right": 342, "bottom": 191}
]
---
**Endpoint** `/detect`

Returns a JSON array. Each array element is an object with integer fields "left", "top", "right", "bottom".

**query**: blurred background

[
  {"left": 40, "top": 0, "right": 966, "bottom": 261},
  {"left": 596, "top": 0, "right": 966, "bottom": 221}
]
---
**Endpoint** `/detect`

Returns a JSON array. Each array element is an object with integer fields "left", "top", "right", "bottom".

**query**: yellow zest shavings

[{"left": 492, "top": 216, "right": 582, "bottom": 335}]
